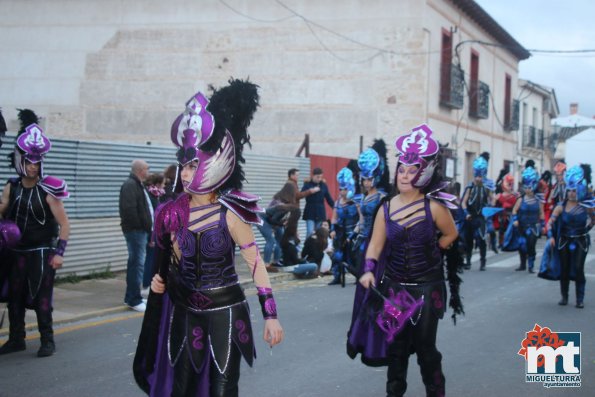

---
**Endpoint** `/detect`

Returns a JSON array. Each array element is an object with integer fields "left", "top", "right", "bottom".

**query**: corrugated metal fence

[{"left": 0, "top": 135, "right": 310, "bottom": 275}]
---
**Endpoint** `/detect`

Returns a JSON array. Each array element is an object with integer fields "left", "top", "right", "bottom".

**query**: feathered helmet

[
  {"left": 565, "top": 164, "right": 590, "bottom": 201},
  {"left": 554, "top": 160, "right": 567, "bottom": 177},
  {"left": 503, "top": 174, "right": 514, "bottom": 192},
  {"left": 336, "top": 167, "right": 355, "bottom": 199},
  {"left": 358, "top": 148, "right": 384, "bottom": 186},
  {"left": 171, "top": 79, "right": 259, "bottom": 194},
  {"left": 522, "top": 166, "right": 539, "bottom": 191},
  {"left": 472, "top": 152, "right": 490, "bottom": 178},
  {"left": 12, "top": 109, "right": 51, "bottom": 178},
  {"left": 394, "top": 124, "right": 440, "bottom": 189}
]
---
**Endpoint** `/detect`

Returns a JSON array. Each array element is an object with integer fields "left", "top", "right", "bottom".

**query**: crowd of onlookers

[{"left": 119, "top": 164, "right": 337, "bottom": 312}]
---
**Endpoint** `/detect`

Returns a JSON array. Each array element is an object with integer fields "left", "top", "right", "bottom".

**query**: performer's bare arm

[
  {"left": 46, "top": 194, "right": 70, "bottom": 269},
  {"left": 227, "top": 211, "right": 284, "bottom": 347},
  {"left": 0, "top": 183, "right": 11, "bottom": 218}
]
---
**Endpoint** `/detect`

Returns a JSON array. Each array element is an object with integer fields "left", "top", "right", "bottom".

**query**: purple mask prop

[
  {"left": 14, "top": 123, "right": 51, "bottom": 177},
  {"left": 171, "top": 92, "right": 236, "bottom": 194},
  {"left": 395, "top": 124, "right": 440, "bottom": 189},
  {"left": 375, "top": 288, "right": 424, "bottom": 342}
]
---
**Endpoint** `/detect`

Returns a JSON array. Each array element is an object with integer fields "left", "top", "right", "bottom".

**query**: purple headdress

[
  {"left": 170, "top": 92, "right": 235, "bottom": 194},
  {"left": 14, "top": 123, "right": 52, "bottom": 178},
  {"left": 395, "top": 124, "right": 440, "bottom": 189}
]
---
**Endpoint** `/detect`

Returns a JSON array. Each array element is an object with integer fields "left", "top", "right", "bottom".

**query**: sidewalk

[{"left": 0, "top": 259, "right": 296, "bottom": 338}]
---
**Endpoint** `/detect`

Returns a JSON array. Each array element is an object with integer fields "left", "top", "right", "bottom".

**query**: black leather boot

[
  {"left": 527, "top": 257, "right": 535, "bottom": 273},
  {"left": 558, "top": 279, "right": 569, "bottom": 306},
  {"left": 37, "top": 339, "right": 56, "bottom": 357},
  {"left": 576, "top": 282, "right": 585, "bottom": 309},
  {"left": 515, "top": 253, "right": 526, "bottom": 271},
  {"left": 386, "top": 354, "right": 409, "bottom": 397},
  {"left": 0, "top": 339, "right": 26, "bottom": 355}
]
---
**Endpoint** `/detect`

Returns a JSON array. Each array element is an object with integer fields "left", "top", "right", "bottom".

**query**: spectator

[
  {"left": 301, "top": 224, "right": 330, "bottom": 272},
  {"left": 161, "top": 164, "right": 178, "bottom": 202},
  {"left": 284, "top": 168, "right": 318, "bottom": 207},
  {"left": 119, "top": 159, "right": 152, "bottom": 312},
  {"left": 257, "top": 183, "right": 298, "bottom": 272},
  {"left": 141, "top": 173, "right": 166, "bottom": 294},
  {"left": 301, "top": 167, "right": 334, "bottom": 237},
  {"left": 280, "top": 223, "right": 318, "bottom": 278}
]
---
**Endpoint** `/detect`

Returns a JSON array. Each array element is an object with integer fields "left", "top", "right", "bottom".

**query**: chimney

[{"left": 570, "top": 103, "right": 578, "bottom": 115}]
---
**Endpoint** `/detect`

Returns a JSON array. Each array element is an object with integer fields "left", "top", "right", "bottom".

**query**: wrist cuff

[
  {"left": 55, "top": 239, "right": 68, "bottom": 256},
  {"left": 363, "top": 258, "right": 377, "bottom": 273},
  {"left": 257, "top": 287, "right": 277, "bottom": 319}
]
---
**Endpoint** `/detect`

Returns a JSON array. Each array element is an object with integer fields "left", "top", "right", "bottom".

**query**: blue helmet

[
  {"left": 521, "top": 167, "right": 539, "bottom": 191},
  {"left": 473, "top": 156, "right": 488, "bottom": 178},
  {"left": 565, "top": 165, "right": 588, "bottom": 201},
  {"left": 358, "top": 148, "right": 384, "bottom": 186},
  {"left": 336, "top": 167, "right": 355, "bottom": 199}
]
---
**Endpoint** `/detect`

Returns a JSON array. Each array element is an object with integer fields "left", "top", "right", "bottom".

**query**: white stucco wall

[{"left": 2, "top": 0, "right": 527, "bottom": 184}]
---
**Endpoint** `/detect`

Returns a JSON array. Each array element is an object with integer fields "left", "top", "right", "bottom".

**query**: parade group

[{"left": 0, "top": 79, "right": 593, "bottom": 397}]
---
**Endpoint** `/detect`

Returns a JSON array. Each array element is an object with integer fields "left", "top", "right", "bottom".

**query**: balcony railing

[
  {"left": 505, "top": 99, "right": 520, "bottom": 131},
  {"left": 439, "top": 63, "right": 464, "bottom": 109},
  {"left": 469, "top": 80, "right": 490, "bottom": 119},
  {"left": 522, "top": 126, "right": 545, "bottom": 149}
]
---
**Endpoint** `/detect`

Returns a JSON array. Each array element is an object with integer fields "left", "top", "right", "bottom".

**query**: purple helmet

[
  {"left": 395, "top": 124, "right": 440, "bottom": 189},
  {"left": 171, "top": 92, "right": 235, "bottom": 194},
  {"left": 14, "top": 123, "right": 52, "bottom": 177}
]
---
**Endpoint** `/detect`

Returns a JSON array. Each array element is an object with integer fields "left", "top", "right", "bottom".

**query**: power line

[{"left": 218, "top": 0, "right": 296, "bottom": 23}]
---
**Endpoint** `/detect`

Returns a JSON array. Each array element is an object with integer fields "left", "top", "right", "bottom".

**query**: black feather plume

[
  {"left": 0, "top": 109, "right": 6, "bottom": 135},
  {"left": 17, "top": 109, "right": 39, "bottom": 135},
  {"left": 370, "top": 139, "right": 391, "bottom": 193},
  {"left": 203, "top": 78, "right": 260, "bottom": 192},
  {"left": 580, "top": 163, "right": 592, "bottom": 185},
  {"left": 525, "top": 159, "right": 535, "bottom": 169}
]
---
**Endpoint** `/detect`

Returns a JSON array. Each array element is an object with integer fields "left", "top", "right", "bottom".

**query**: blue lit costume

[
  {"left": 513, "top": 167, "right": 542, "bottom": 272},
  {"left": 462, "top": 154, "right": 494, "bottom": 270},
  {"left": 354, "top": 149, "right": 386, "bottom": 273},
  {"left": 330, "top": 168, "right": 359, "bottom": 283},
  {"left": 544, "top": 165, "right": 594, "bottom": 308}
]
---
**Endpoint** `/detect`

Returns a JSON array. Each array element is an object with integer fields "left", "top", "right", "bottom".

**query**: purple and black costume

[
  {"left": 0, "top": 110, "right": 69, "bottom": 357},
  {"left": 347, "top": 124, "right": 462, "bottom": 397},
  {"left": 133, "top": 80, "right": 279, "bottom": 397}
]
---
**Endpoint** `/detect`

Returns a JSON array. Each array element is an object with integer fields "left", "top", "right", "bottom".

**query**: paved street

[{"left": 1, "top": 242, "right": 594, "bottom": 397}]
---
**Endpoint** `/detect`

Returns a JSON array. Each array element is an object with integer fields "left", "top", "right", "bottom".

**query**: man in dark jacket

[
  {"left": 119, "top": 159, "right": 152, "bottom": 312},
  {"left": 301, "top": 167, "right": 334, "bottom": 237}
]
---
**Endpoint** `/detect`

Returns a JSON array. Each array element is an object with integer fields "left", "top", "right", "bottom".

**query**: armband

[
  {"left": 55, "top": 239, "right": 68, "bottom": 256},
  {"left": 547, "top": 229, "right": 553, "bottom": 239},
  {"left": 512, "top": 214, "right": 518, "bottom": 222},
  {"left": 257, "top": 287, "right": 277, "bottom": 320},
  {"left": 330, "top": 223, "right": 336, "bottom": 232},
  {"left": 363, "top": 258, "right": 377, "bottom": 273}
]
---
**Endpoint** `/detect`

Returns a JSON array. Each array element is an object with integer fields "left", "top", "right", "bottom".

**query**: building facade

[
  {"left": 517, "top": 79, "right": 559, "bottom": 178},
  {"left": 2, "top": 0, "right": 530, "bottom": 184}
]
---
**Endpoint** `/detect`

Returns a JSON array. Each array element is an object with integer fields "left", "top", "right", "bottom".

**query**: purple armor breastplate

[
  {"left": 384, "top": 199, "right": 443, "bottom": 283},
  {"left": 172, "top": 206, "right": 239, "bottom": 290}
]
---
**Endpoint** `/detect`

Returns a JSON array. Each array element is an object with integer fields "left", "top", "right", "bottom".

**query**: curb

[{"left": 0, "top": 271, "right": 296, "bottom": 338}]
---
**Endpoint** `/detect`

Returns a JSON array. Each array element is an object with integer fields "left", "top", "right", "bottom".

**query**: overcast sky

[{"left": 475, "top": 0, "right": 595, "bottom": 118}]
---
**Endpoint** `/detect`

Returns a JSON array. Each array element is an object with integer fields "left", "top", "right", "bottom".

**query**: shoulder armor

[
  {"left": 426, "top": 181, "right": 458, "bottom": 210},
  {"left": 153, "top": 194, "right": 189, "bottom": 246},
  {"left": 39, "top": 176, "right": 70, "bottom": 200},
  {"left": 219, "top": 189, "right": 264, "bottom": 225}
]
